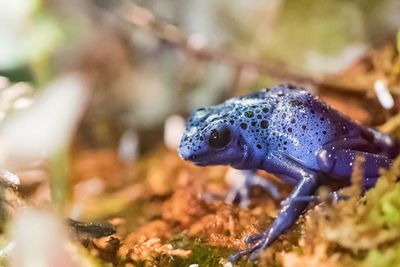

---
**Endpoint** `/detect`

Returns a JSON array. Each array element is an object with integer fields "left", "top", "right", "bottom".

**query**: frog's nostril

[{"left": 178, "top": 146, "right": 192, "bottom": 161}]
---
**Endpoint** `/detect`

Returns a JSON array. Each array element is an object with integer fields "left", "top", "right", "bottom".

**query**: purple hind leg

[
  {"left": 321, "top": 149, "right": 392, "bottom": 178},
  {"left": 286, "top": 139, "right": 392, "bottom": 212},
  {"left": 317, "top": 138, "right": 393, "bottom": 190},
  {"left": 228, "top": 152, "right": 319, "bottom": 261},
  {"left": 366, "top": 128, "right": 400, "bottom": 158}
]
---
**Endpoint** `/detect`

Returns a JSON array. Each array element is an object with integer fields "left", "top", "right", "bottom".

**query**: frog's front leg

[
  {"left": 228, "top": 152, "right": 319, "bottom": 261},
  {"left": 280, "top": 190, "right": 345, "bottom": 206},
  {"left": 225, "top": 169, "right": 279, "bottom": 208}
]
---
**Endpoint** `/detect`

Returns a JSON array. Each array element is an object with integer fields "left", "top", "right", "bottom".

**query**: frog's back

[{"left": 250, "top": 85, "right": 364, "bottom": 170}]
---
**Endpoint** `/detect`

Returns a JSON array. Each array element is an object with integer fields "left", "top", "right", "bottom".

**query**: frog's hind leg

[
  {"left": 321, "top": 149, "right": 391, "bottom": 177},
  {"left": 225, "top": 169, "right": 280, "bottom": 208},
  {"left": 366, "top": 128, "right": 400, "bottom": 158},
  {"left": 229, "top": 152, "right": 319, "bottom": 261},
  {"left": 317, "top": 138, "right": 393, "bottom": 190}
]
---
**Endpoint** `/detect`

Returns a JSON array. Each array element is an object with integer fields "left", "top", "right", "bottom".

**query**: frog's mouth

[
  {"left": 189, "top": 146, "right": 243, "bottom": 166},
  {"left": 179, "top": 134, "right": 247, "bottom": 166}
]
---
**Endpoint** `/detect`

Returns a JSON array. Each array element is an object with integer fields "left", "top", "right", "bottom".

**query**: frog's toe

[
  {"left": 225, "top": 169, "right": 280, "bottom": 208},
  {"left": 225, "top": 186, "right": 250, "bottom": 208},
  {"left": 241, "top": 170, "right": 280, "bottom": 199},
  {"left": 251, "top": 176, "right": 280, "bottom": 199},
  {"left": 227, "top": 253, "right": 240, "bottom": 262},
  {"left": 228, "top": 240, "right": 264, "bottom": 262},
  {"left": 244, "top": 233, "right": 265, "bottom": 244},
  {"left": 238, "top": 190, "right": 251, "bottom": 208},
  {"left": 224, "top": 187, "right": 239, "bottom": 204}
]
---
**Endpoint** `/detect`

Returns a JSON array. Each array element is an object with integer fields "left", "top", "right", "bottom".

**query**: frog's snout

[{"left": 178, "top": 145, "right": 193, "bottom": 161}]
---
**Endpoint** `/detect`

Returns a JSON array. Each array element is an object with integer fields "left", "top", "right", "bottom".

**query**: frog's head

[
  {"left": 179, "top": 97, "right": 267, "bottom": 168},
  {"left": 179, "top": 106, "right": 245, "bottom": 167}
]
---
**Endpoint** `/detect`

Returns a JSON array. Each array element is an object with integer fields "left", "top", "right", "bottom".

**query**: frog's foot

[
  {"left": 225, "top": 169, "right": 279, "bottom": 208},
  {"left": 234, "top": 229, "right": 291, "bottom": 261},
  {"left": 228, "top": 240, "right": 263, "bottom": 262},
  {"left": 244, "top": 232, "right": 265, "bottom": 244},
  {"left": 225, "top": 185, "right": 251, "bottom": 208},
  {"left": 228, "top": 231, "right": 274, "bottom": 262},
  {"left": 228, "top": 152, "right": 320, "bottom": 262}
]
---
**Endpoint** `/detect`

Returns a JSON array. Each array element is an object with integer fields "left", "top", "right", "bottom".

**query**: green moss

[
  {"left": 171, "top": 243, "right": 230, "bottom": 267},
  {"left": 378, "top": 183, "right": 400, "bottom": 226},
  {"left": 168, "top": 234, "right": 257, "bottom": 267},
  {"left": 169, "top": 234, "right": 230, "bottom": 267},
  {"left": 363, "top": 243, "right": 400, "bottom": 267}
]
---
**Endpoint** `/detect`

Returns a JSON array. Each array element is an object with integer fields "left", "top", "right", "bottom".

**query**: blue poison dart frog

[{"left": 178, "top": 84, "right": 399, "bottom": 261}]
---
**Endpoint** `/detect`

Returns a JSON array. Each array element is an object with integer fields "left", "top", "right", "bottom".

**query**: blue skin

[{"left": 178, "top": 84, "right": 400, "bottom": 261}]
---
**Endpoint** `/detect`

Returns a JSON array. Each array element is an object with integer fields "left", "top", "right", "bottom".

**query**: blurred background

[
  {"left": 2, "top": 0, "right": 400, "bottom": 149},
  {"left": 1, "top": 0, "right": 400, "bottom": 266}
]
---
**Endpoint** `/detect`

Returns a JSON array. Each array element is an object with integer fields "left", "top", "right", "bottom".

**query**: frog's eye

[{"left": 208, "top": 128, "right": 231, "bottom": 149}]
